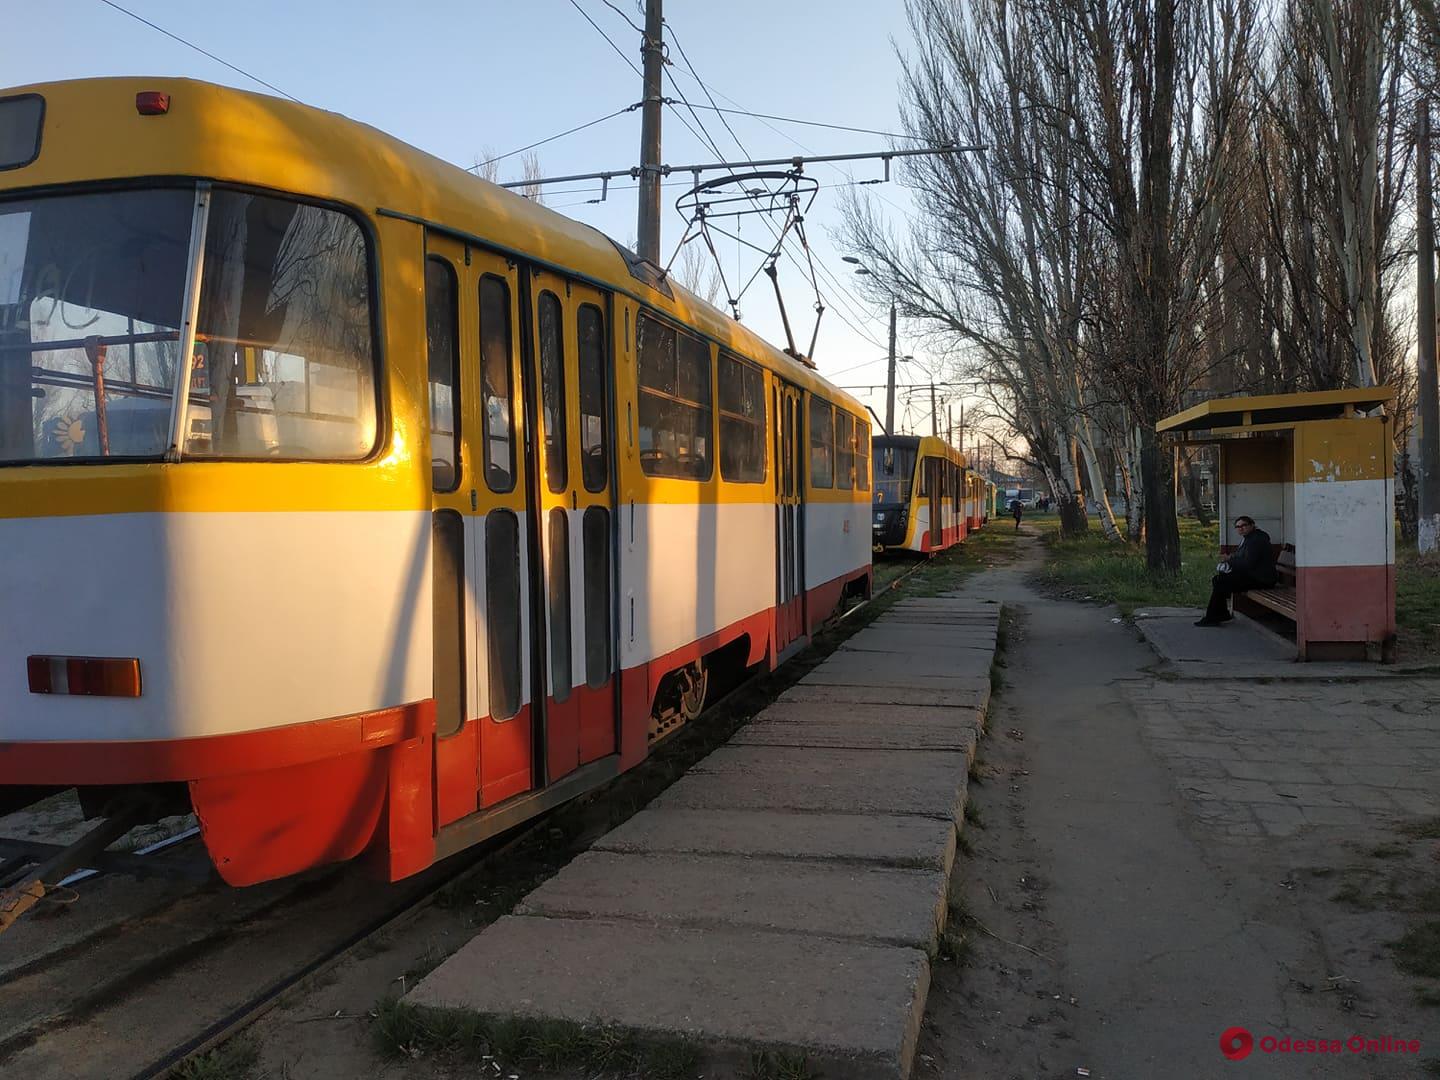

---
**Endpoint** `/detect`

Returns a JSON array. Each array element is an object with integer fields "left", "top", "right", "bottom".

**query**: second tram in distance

[{"left": 871, "top": 434, "right": 986, "bottom": 554}]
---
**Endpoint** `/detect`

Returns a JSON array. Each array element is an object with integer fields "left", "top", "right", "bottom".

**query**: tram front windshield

[
  {"left": 0, "top": 186, "right": 376, "bottom": 464},
  {"left": 872, "top": 444, "right": 916, "bottom": 505}
]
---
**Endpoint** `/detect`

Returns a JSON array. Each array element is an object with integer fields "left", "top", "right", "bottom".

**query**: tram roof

[
  {"left": 0, "top": 76, "right": 861, "bottom": 413},
  {"left": 872, "top": 433, "right": 967, "bottom": 467}
]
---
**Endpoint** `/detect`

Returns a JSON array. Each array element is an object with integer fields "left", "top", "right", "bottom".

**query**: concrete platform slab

[
  {"left": 781, "top": 681, "right": 991, "bottom": 710},
  {"left": 730, "top": 720, "right": 978, "bottom": 751},
  {"left": 516, "top": 851, "right": 948, "bottom": 949},
  {"left": 409, "top": 917, "right": 929, "bottom": 1080},
  {"left": 804, "top": 654, "right": 991, "bottom": 686},
  {"left": 593, "top": 808, "right": 958, "bottom": 871},
  {"left": 658, "top": 745, "right": 970, "bottom": 819}
]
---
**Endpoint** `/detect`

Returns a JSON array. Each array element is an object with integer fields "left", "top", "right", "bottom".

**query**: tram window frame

[
  {"left": 478, "top": 274, "right": 516, "bottom": 494},
  {"left": 484, "top": 509, "right": 523, "bottom": 722},
  {"left": 537, "top": 291, "right": 568, "bottom": 493},
  {"left": 856, "top": 419, "right": 870, "bottom": 490},
  {"left": 718, "top": 352, "right": 766, "bottom": 484},
  {"left": 918, "top": 455, "right": 928, "bottom": 497},
  {"left": 576, "top": 303, "right": 608, "bottom": 493},
  {"left": 636, "top": 312, "right": 713, "bottom": 481},
  {"left": 546, "top": 507, "right": 572, "bottom": 704},
  {"left": 835, "top": 410, "right": 854, "bottom": 491},
  {"left": 425, "top": 256, "right": 461, "bottom": 492},
  {"left": 0, "top": 184, "right": 385, "bottom": 468},
  {"left": 808, "top": 395, "right": 833, "bottom": 489},
  {"left": 582, "top": 505, "right": 611, "bottom": 689}
]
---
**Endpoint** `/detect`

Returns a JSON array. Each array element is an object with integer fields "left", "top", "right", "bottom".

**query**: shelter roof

[{"left": 1157, "top": 387, "right": 1394, "bottom": 434}]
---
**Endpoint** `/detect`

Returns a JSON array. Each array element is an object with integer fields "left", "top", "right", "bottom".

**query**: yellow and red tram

[
  {"left": 0, "top": 78, "right": 872, "bottom": 887},
  {"left": 869, "top": 434, "right": 971, "bottom": 554}
]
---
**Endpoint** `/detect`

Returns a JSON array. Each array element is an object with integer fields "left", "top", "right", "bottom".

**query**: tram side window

[
  {"left": 718, "top": 352, "right": 765, "bottom": 483},
  {"left": 425, "top": 258, "right": 460, "bottom": 491},
  {"left": 808, "top": 396, "right": 833, "bottom": 489},
  {"left": 485, "top": 509, "right": 523, "bottom": 721},
  {"left": 918, "top": 455, "right": 929, "bottom": 497},
  {"left": 479, "top": 275, "right": 516, "bottom": 493},
  {"left": 538, "top": 291, "right": 567, "bottom": 493},
  {"left": 577, "top": 304, "right": 608, "bottom": 493},
  {"left": 835, "top": 410, "right": 854, "bottom": 490},
  {"left": 637, "top": 313, "right": 712, "bottom": 479},
  {"left": 856, "top": 419, "right": 870, "bottom": 490},
  {"left": 189, "top": 192, "right": 378, "bottom": 460}
]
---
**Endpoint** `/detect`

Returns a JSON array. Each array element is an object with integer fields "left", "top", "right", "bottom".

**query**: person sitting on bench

[{"left": 1195, "top": 515, "right": 1277, "bottom": 627}]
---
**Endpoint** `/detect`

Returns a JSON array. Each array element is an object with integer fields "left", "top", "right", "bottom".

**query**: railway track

[{"left": 1, "top": 557, "right": 933, "bottom": 1080}]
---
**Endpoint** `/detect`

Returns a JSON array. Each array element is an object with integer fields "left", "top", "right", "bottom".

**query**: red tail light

[
  {"left": 135, "top": 91, "right": 170, "bottom": 116},
  {"left": 27, "top": 656, "right": 142, "bottom": 697}
]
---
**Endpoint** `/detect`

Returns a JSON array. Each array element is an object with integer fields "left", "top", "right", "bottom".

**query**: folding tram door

[
  {"left": 522, "top": 266, "right": 618, "bottom": 788},
  {"left": 424, "top": 235, "right": 617, "bottom": 832},
  {"left": 773, "top": 380, "right": 806, "bottom": 658}
]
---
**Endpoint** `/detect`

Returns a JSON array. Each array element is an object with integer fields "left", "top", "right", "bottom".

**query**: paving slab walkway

[{"left": 409, "top": 595, "right": 1000, "bottom": 1079}]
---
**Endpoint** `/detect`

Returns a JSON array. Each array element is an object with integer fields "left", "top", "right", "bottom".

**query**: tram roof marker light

[{"left": 135, "top": 91, "right": 171, "bottom": 116}]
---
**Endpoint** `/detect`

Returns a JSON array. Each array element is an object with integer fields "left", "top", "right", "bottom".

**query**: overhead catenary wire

[
  {"left": 95, "top": 0, "right": 299, "bottom": 102},
  {"left": 470, "top": 104, "right": 640, "bottom": 173},
  {"left": 568, "top": 2, "right": 896, "bottom": 354},
  {"left": 568, "top": 0, "right": 643, "bottom": 77}
]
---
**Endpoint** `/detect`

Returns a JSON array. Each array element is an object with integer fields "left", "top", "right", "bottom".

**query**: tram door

[
  {"left": 424, "top": 235, "right": 535, "bottom": 820},
  {"left": 774, "top": 380, "right": 806, "bottom": 656},
  {"left": 523, "top": 268, "right": 617, "bottom": 788}
]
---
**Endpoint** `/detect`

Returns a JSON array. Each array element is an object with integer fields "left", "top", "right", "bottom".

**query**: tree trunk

[
  {"left": 1180, "top": 449, "right": 1213, "bottom": 528},
  {"left": 1141, "top": 427, "right": 1181, "bottom": 572},
  {"left": 1077, "top": 424, "right": 1123, "bottom": 540},
  {"left": 1123, "top": 426, "right": 1144, "bottom": 542}
]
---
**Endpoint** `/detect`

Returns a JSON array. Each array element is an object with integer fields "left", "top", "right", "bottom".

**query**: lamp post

[{"left": 843, "top": 257, "right": 902, "bottom": 436}]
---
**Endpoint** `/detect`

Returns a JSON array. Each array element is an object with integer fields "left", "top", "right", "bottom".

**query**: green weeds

[{"left": 373, "top": 1000, "right": 702, "bottom": 1078}]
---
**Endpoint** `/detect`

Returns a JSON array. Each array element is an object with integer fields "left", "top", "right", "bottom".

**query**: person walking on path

[
  {"left": 1010, "top": 498, "right": 1024, "bottom": 531},
  {"left": 1195, "top": 515, "right": 1277, "bottom": 626}
]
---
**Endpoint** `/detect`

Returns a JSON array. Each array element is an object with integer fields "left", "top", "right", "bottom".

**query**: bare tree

[
  {"left": 671, "top": 241, "right": 724, "bottom": 307},
  {"left": 519, "top": 151, "right": 544, "bottom": 205},
  {"left": 471, "top": 145, "right": 501, "bottom": 184}
]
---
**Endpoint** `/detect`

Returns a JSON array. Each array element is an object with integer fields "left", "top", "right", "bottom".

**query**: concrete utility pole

[
  {"left": 1418, "top": 103, "right": 1440, "bottom": 552},
  {"left": 884, "top": 302, "right": 898, "bottom": 437},
  {"left": 636, "top": 0, "right": 664, "bottom": 264}
]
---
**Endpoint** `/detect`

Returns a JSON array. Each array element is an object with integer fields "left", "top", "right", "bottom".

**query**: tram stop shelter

[{"left": 1157, "top": 387, "right": 1396, "bottom": 662}]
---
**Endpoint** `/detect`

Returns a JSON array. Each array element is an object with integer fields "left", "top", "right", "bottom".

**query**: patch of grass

[
  {"left": 1392, "top": 921, "right": 1440, "bottom": 979},
  {"left": 172, "top": 1038, "right": 259, "bottom": 1080},
  {"left": 1396, "top": 545, "right": 1440, "bottom": 658},
  {"left": 1399, "top": 817, "right": 1440, "bottom": 841},
  {"left": 1034, "top": 516, "right": 1217, "bottom": 615},
  {"left": 1422, "top": 1057, "right": 1440, "bottom": 1078},
  {"left": 745, "top": 1049, "right": 817, "bottom": 1080},
  {"left": 937, "top": 925, "right": 971, "bottom": 964},
  {"left": 963, "top": 801, "right": 985, "bottom": 828},
  {"left": 372, "top": 1000, "right": 702, "bottom": 1078},
  {"left": 956, "top": 829, "right": 975, "bottom": 857},
  {"left": 1370, "top": 842, "right": 1413, "bottom": 860}
]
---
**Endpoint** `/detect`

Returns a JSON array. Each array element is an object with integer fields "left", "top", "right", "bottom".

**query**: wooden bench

[{"left": 1242, "top": 548, "right": 1296, "bottom": 621}]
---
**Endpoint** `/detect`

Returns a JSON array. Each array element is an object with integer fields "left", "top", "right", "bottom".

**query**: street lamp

[{"left": 843, "top": 256, "right": 900, "bottom": 436}]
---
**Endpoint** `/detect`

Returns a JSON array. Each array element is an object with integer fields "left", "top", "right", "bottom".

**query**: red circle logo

[{"left": 1220, "top": 1027, "right": 1255, "bottom": 1061}]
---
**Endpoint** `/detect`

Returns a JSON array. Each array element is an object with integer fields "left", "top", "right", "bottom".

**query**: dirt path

[{"left": 918, "top": 531, "right": 1438, "bottom": 1079}]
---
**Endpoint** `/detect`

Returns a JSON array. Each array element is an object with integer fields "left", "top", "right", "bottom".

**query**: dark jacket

[{"left": 1228, "top": 527, "right": 1278, "bottom": 587}]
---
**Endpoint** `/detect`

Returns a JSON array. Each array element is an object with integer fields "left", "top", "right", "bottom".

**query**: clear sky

[{"left": 3, "top": 0, "right": 972, "bottom": 441}]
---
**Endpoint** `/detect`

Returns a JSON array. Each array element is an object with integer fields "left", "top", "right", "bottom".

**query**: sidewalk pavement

[
  {"left": 409, "top": 596, "right": 1000, "bottom": 1079},
  {"left": 1131, "top": 607, "right": 1424, "bottom": 680}
]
